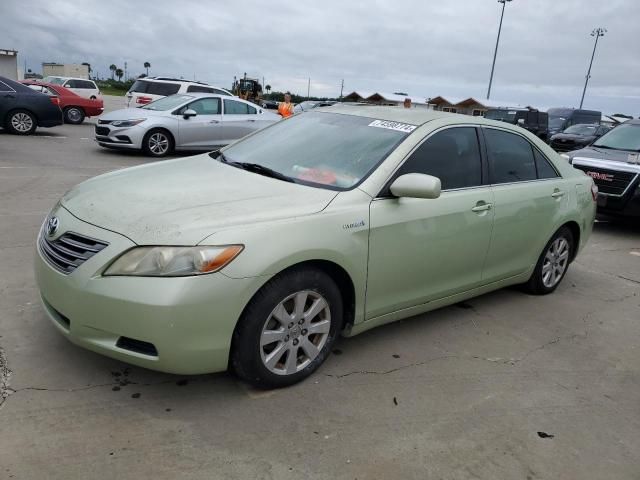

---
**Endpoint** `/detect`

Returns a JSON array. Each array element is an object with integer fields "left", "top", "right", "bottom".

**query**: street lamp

[
  {"left": 486, "top": 0, "right": 513, "bottom": 100},
  {"left": 579, "top": 28, "right": 606, "bottom": 109}
]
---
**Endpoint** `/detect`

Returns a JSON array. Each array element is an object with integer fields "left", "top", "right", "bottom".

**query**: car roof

[{"left": 321, "top": 104, "right": 472, "bottom": 126}]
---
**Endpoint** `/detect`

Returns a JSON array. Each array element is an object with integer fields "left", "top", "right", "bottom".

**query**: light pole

[
  {"left": 579, "top": 28, "right": 606, "bottom": 109},
  {"left": 486, "top": 0, "right": 513, "bottom": 100}
]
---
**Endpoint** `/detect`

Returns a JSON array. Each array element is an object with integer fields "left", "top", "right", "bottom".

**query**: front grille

[
  {"left": 95, "top": 126, "right": 110, "bottom": 136},
  {"left": 39, "top": 231, "right": 108, "bottom": 274},
  {"left": 573, "top": 165, "right": 638, "bottom": 196},
  {"left": 551, "top": 139, "right": 577, "bottom": 152}
]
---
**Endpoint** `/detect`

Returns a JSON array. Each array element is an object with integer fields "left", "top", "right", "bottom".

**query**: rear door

[
  {"left": 0, "top": 80, "right": 18, "bottom": 119},
  {"left": 481, "top": 127, "right": 565, "bottom": 282},
  {"left": 221, "top": 99, "right": 262, "bottom": 142},
  {"left": 176, "top": 97, "right": 224, "bottom": 149},
  {"left": 366, "top": 126, "right": 495, "bottom": 319}
]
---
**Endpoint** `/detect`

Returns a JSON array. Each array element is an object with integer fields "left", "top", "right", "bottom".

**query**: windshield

[
  {"left": 141, "top": 94, "right": 193, "bottom": 111},
  {"left": 485, "top": 110, "right": 517, "bottom": 122},
  {"left": 43, "top": 76, "right": 65, "bottom": 85},
  {"left": 564, "top": 124, "right": 597, "bottom": 135},
  {"left": 592, "top": 123, "right": 640, "bottom": 151},
  {"left": 219, "top": 112, "right": 412, "bottom": 190}
]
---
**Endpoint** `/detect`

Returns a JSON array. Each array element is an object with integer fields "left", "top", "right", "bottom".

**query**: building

[
  {"left": 42, "top": 63, "right": 89, "bottom": 79},
  {"left": 342, "top": 91, "right": 433, "bottom": 109},
  {"left": 0, "top": 49, "right": 19, "bottom": 80},
  {"left": 428, "top": 96, "right": 524, "bottom": 116}
]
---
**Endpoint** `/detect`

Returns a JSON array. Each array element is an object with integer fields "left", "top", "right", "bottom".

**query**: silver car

[{"left": 95, "top": 93, "right": 280, "bottom": 157}]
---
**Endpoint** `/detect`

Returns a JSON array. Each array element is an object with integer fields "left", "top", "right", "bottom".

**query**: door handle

[
  {"left": 551, "top": 190, "right": 565, "bottom": 199},
  {"left": 247, "top": 119, "right": 256, "bottom": 122},
  {"left": 471, "top": 203, "right": 493, "bottom": 212},
  {"left": 209, "top": 120, "right": 219, "bottom": 124}
]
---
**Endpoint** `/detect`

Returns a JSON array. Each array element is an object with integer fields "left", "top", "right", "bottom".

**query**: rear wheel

[
  {"left": 523, "top": 226, "right": 574, "bottom": 295},
  {"left": 142, "top": 129, "right": 173, "bottom": 157},
  {"left": 232, "top": 267, "right": 343, "bottom": 389},
  {"left": 6, "top": 110, "right": 37, "bottom": 135},
  {"left": 64, "top": 107, "right": 85, "bottom": 124}
]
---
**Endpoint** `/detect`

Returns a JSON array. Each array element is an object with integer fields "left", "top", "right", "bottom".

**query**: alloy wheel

[
  {"left": 542, "top": 237, "right": 570, "bottom": 288},
  {"left": 148, "top": 132, "right": 169, "bottom": 155},
  {"left": 11, "top": 112, "right": 33, "bottom": 133},
  {"left": 67, "top": 108, "right": 82, "bottom": 123},
  {"left": 260, "top": 290, "right": 331, "bottom": 375}
]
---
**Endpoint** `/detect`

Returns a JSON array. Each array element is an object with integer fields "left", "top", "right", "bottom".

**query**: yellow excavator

[{"left": 232, "top": 73, "right": 263, "bottom": 105}]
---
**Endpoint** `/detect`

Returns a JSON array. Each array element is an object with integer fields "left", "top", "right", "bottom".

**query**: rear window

[
  {"left": 129, "top": 80, "right": 180, "bottom": 96},
  {"left": 186, "top": 85, "right": 214, "bottom": 93},
  {"left": 0, "top": 80, "right": 15, "bottom": 92}
]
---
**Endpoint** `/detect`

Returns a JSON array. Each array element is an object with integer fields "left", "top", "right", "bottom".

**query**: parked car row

[{"left": 0, "top": 76, "right": 64, "bottom": 134}]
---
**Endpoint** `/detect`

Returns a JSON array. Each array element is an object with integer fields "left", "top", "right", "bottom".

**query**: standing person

[{"left": 278, "top": 93, "right": 294, "bottom": 118}]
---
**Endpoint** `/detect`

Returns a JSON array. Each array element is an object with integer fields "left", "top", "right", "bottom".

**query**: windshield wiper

[{"left": 228, "top": 161, "right": 294, "bottom": 183}]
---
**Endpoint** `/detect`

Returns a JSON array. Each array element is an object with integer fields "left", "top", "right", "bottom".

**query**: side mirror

[
  {"left": 517, "top": 118, "right": 525, "bottom": 125},
  {"left": 183, "top": 109, "right": 197, "bottom": 119},
  {"left": 390, "top": 173, "right": 441, "bottom": 199}
]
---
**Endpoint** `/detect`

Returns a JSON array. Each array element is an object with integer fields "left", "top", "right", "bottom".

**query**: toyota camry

[{"left": 36, "top": 106, "right": 597, "bottom": 388}]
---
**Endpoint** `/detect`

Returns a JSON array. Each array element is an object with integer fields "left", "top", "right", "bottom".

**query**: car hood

[
  {"left": 551, "top": 133, "right": 593, "bottom": 142},
  {"left": 60, "top": 154, "right": 338, "bottom": 245},
  {"left": 99, "top": 107, "right": 168, "bottom": 121},
  {"left": 569, "top": 146, "right": 640, "bottom": 165}
]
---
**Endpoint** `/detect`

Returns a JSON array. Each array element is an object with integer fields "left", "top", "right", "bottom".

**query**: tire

[
  {"left": 64, "top": 107, "right": 85, "bottom": 124},
  {"left": 232, "top": 267, "right": 343, "bottom": 389},
  {"left": 6, "top": 109, "right": 37, "bottom": 135},
  {"left": 90, "top": 95, "right": 97, "bottom": 100},
  {"left": 142, "top": 129, "right": 174, "bottom": 157},
  {"left": 523, "top": 226, "right": 574, "bottom": 295}
]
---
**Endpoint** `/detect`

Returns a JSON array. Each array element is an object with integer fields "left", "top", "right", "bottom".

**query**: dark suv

[
  {"left": 563, "top": 120, "right": 640, "bottom": 218},
  {"left": 547, "top": 108, "right": 601, "bottom": 138},
  {"left": 484, "top": 108, "right": 549, "bottom": 140}
]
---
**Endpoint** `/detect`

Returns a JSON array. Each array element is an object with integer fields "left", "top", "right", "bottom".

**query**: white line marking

[{"left": 630, "top": 251, "right": 640, "bottom": 257}]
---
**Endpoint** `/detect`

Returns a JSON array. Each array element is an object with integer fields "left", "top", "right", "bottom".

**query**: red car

[{"left": 21, "top": 81, "right": 104, "bottom": 124}]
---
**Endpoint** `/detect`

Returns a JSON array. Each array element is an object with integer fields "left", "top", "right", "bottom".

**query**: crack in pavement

[
  {"left": 0, "top": 346, "right": 12, "bottom": 408},
  {"left": 326, "top": 332, "right": 589, "bottom": 378}
]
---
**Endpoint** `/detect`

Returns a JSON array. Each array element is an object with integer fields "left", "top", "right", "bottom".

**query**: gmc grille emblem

[{"left": 586, "top": 171, "right": 614, "bottom": 182}]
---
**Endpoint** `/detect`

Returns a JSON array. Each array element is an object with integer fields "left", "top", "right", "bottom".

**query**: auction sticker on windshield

[{"left": 368, "top": 120, "right": 417, "bottom": 133}]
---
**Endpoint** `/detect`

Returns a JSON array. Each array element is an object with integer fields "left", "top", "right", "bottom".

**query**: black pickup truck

[{"left": 562, "top": 120, "right": 640, "bottom": 219}]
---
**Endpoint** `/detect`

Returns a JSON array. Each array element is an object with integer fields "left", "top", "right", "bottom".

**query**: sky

[{"left": 2, "top": 0, "right": 639, "bottom": 115}]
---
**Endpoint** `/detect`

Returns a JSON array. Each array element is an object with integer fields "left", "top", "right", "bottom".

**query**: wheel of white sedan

[
  {"left": 232, "top": 267, "right": 343, "bottom": 388},
  {"left": 524, "top": 226, "right": 574, "bottom": 295}
]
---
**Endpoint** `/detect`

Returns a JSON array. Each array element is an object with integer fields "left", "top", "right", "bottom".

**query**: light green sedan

[{"left": 35, "top": 106, "right": 597, "bottom": 388}]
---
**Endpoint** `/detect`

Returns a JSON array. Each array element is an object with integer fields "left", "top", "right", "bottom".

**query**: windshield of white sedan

[
  {"left": 592, "top": 124, "right": 640, "bottom": 151},
  {"left": 141, "top": 95, "right": 193, "bottom": 111},
  {"left": 218, "top": 112, "right": 411, "bottom": 189}
]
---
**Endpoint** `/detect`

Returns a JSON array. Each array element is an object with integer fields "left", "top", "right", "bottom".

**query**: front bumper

[
  {"left": 94, "top": 124, "right": 145, "bottom": 150},
  {"left": 35, "top": 207, "right": 264, "bottom": 374}
]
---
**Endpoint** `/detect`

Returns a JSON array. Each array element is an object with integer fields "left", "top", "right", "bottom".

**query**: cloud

[{"left": 3, "top": 0, "right": 639, "bottom": 114}]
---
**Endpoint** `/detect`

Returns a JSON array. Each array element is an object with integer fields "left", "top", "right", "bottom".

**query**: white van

[
  {"left": 125, "top": 77, "right": 232, "bottom": 107},
  {"left": 43, "top": 76, "right": 102, "bottom": 99}
]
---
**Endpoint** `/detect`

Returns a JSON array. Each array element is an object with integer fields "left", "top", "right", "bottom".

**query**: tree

[
  {"left": 115, "top": 68, "right": 124, "bottom": 82},
  {"left": 144, "top": 61, "right": 151, "bottom": 76},
  {"left": 109, "top": 64, "right": 117, "bottom": 80},
  {"left": 265, "top": 84, "right": 271, "bottom": 94},
  {"left": 81, "top": 62, "right": 92, "bottom": 78}
]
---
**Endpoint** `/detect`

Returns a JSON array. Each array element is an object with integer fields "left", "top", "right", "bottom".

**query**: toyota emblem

[{"left": 46, "top": 216, "right": 60, "bottom": 236}]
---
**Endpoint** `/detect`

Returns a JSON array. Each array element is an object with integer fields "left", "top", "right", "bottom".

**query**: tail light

[
  {"left": 591, "top": 182, "right": 598, "bottom": 201},
  {"left": 50, "top": 96, "right": 60, "bottom": 106},
  {"left": 136, "top": 96, "right": 152, "bottom": 105}
]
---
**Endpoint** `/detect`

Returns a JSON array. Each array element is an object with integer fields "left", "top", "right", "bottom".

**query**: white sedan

[{"left": 95, "top": 93, "right": 280, "bottom": 157}]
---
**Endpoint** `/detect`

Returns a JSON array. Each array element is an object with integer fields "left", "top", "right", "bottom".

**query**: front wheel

[
  {"left": 142, "top": 129, "right": 173, "bottom": 157},
  {"left": 523, "top": 226, "right": 574, "bottom": 295},
  {"left": 232, "top": 267, "right": 343, "bottom": 389},
  {"left": 6, "top": 110, "right": 37, "bottom": 135},
  {"left": 64, "top": 107, "right": 85, "bottom": 124}
]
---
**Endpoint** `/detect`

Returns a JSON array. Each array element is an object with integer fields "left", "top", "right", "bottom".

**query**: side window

[
  {"left": 247, "top": 105, "right": 257, "bottom": 114},
  {"left": 533, "top": 149, "right": 559, "bottom": 179},
  {"left": 0, "top": 81, "right": 14, "bottom": 92},
  {"left": 187, "top": 98, "right": 220, "bottom": 115},
  {"left": 64, "top": 80, "right": 75, "bottom": 88},
  {"left": 186, "top": 85, "right": 214, "bottom": 93},
  {"left": 79, "top": 80, "right": 94, "bottom": 89},
  {"left": 484, "top": 128, "right": 537, "bottom": 184},
  {"left": 224, "top": 99, "right": 250, "bottom": 114},
  {"left": 395, "top": 127, "right": 482, "bottom": 190},
  {"left": 213, "top": 88, "right": 230, "bottom": 96}
]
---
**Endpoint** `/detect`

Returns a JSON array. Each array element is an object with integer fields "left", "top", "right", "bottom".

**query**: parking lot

[{"left": 0, "top": 97, "right": 639, "bottom": 479}]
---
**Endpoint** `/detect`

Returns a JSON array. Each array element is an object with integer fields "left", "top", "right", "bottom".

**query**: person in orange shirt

[{"left": 278, "top": 93, "right": 294, "bottom": 118}]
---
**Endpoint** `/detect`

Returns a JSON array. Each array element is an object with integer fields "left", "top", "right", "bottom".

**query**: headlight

[
  {"left": 104, "top": 245, "right": 243, "bottom": 277},
  {"left": 111, "top": 119, "right": 146, "bottom": 127}
]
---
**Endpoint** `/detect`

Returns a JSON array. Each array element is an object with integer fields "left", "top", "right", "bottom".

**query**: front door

[
  {"left": 221, "top": 98, "right": 260, "bottom": 143},
  {"left": 366, "top": 126, "right": 495, "bottom": 320},
  {"left": 177, "top": 97, "right": 224, "bottom": 149},
  {"left": 480, "top": 127, "right": 566, "bottom": 282}
]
